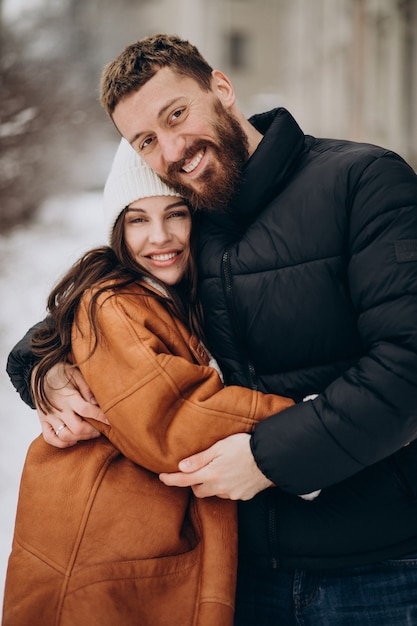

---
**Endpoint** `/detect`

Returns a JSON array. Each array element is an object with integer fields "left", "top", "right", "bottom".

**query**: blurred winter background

[{"left": 1, "top": 0, "right": 416, "bottom": 612}]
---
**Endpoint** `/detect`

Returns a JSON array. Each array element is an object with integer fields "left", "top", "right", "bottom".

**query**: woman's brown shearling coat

[{"left": 3, "top": 282, "right": 293, "bottom": 626}]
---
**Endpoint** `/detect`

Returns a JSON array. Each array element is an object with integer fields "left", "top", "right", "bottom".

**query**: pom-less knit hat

[{"left": 103, "top": 138, "right": 182, "bottom": 243}]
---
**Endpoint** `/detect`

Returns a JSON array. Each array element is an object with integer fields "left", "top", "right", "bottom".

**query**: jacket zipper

[
  {"left": 221, "top": 247, "right": 279, "bottom": 569},
  {"left": 268, "top": 491, "right": 280, "bottom": 569},
  {"left": 221, "top": 248, "right": 258, "bottom": 390}
]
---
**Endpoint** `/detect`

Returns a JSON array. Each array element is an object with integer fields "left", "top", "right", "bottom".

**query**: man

[{"left": 8, "top": 34, "right": 417, "bottom": 624}]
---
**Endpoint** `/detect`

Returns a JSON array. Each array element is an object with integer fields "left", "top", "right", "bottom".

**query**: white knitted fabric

[{"left": 103, "top": 138, "right": 181, "bottom": 243}]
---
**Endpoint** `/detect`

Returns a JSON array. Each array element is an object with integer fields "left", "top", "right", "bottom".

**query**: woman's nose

[{"left": 148, "top": 221, "right": 171, "bottom": 244}]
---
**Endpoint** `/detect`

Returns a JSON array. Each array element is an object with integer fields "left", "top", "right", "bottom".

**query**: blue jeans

[{"left": 234, "top": 552, "right": 417, "bottom": 625}]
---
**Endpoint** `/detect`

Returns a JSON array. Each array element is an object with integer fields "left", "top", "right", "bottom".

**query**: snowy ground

[{"left": 0, "top": 191, "right": 107, "bottom": 611}]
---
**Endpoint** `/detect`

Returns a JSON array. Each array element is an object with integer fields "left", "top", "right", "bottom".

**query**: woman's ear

[{"left": 211, "top": 70, "right": 236, "bottom": 108}]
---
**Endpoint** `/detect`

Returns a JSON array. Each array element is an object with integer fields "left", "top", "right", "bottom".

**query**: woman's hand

[{"left": 34, "top": 362, "right": 109, "bottom": 448}]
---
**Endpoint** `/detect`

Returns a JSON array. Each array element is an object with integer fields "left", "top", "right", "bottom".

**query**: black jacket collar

[{"left": 229, "top": 108, "right": 306, "bottom": 220}]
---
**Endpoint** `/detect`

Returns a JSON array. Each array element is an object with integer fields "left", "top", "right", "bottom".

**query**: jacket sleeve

[
  {"left": 72, "top": 292, "right": 293, "bottom": 474},
  {"left": 251, "top": 153, "right": 417, "bottom": 494},
  {"left": 6, "top": 319, "right": 49, "bottom": 409}
]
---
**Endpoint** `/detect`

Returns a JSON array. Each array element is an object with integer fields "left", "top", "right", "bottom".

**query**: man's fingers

[
  {"left": 178, "top": 445, "right": 218, "bottom": 473},
  {"left": 159, "top": 470, "right": 204, "bottom": 488},
  {"left": 159, "top": 445, "right": 219, "bottom": 486},
  {"left": 160, "top": 442, "right": 221, "bottom": 487},
  {"left": 191, "top": 483, "right": 224, "bottom": 499}
]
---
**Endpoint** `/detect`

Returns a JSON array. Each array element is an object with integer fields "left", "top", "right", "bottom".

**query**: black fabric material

[
  {"left": 198, "top": 108, "right": 417, "bottom": 569},
  {"left": 6, "top": 320, "right": 47, "bottom": 409}
]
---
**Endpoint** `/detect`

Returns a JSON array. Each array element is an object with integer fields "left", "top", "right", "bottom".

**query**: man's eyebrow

[{"left": 128, "top": 97, "right": 183, "bottom": 145}]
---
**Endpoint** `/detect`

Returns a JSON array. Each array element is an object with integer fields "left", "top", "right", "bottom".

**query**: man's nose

[{"left": 158, "top": 131, "right": 186, "bottom": 164}]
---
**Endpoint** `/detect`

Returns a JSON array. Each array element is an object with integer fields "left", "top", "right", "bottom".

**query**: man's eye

[
  {"left": 140, "top": 137, "right": 153, "bottom": 150},
  {"left": 171, "top": 109, "right": 183, "bottom": 121}
]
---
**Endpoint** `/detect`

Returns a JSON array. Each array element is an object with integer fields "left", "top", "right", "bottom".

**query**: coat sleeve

[
  {"left": 251, "top": 153, "right": 417, "bottom": 494},
  {"left": 6, "top": 319, "right": 49, "bottom": 409},
  {"left": 72, "top": 292, "right": 294, "bottom": 474}
]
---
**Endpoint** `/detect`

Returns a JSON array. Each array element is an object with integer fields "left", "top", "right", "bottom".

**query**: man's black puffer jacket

[{"left": 197, "top": 108, "right": 417, "bottom": 569}]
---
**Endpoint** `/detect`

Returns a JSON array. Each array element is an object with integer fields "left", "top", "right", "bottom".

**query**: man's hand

[
  {"left": 35, "top": 362, "right": 109, "bottom": 448},
  {"left": 159, "top": 433, "right": 273, "bottom": 500}
]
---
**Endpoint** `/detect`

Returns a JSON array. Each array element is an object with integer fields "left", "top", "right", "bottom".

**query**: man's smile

[{"left": 182, "top": 148, "right": 206, "bottom": 174}]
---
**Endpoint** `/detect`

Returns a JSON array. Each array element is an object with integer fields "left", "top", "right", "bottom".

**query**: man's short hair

[{"left": 100, "top": 33, "right": 214, "bottom": 116}]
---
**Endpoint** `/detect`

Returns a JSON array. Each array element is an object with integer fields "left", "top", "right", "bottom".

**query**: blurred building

[
  {"left": 82, "top": 0, "right": 417, "bottom": 165},
  {"left": 2, "top": 0, "right": 416, "bottom": 233}
]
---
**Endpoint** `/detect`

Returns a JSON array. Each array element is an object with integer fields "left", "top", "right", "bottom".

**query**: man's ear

[{"left": 211, "top": 70, "right": 236, "bottom": 108}]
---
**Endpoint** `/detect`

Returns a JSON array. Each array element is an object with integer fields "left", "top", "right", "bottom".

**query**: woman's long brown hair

[{"left": 32, "top": 208, "right": 205, "bottom": 413}]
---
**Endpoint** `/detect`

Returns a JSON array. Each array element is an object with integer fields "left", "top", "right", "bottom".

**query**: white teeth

[
  {"left": 150, "top": 252, "right": 178, "bottom": 261},
  {"left": 182, "top": 149, "right": 204, "bottom": 173}
]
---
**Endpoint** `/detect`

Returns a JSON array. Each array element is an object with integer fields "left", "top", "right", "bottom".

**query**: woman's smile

[{"left": 124, "top": 195, "right": 192, "bottom": 285}]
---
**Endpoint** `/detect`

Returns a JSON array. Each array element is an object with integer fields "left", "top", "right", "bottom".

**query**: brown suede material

[{"left": 3, "top": 282, "right": 293, "bottom": 625}]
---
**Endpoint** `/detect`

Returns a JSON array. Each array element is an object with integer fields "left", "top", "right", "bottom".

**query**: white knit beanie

[{"left": 103, "top": 138, "right": 182, "bottom": 243}]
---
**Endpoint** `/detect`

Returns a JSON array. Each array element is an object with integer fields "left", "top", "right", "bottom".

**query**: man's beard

[{"left": 161, "top": 101, "right": 249, "bottom": 211}]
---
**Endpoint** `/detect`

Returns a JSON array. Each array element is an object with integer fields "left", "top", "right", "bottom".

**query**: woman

[{"left": 2, "top": 140, "right": 293, "bottom": 626}]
